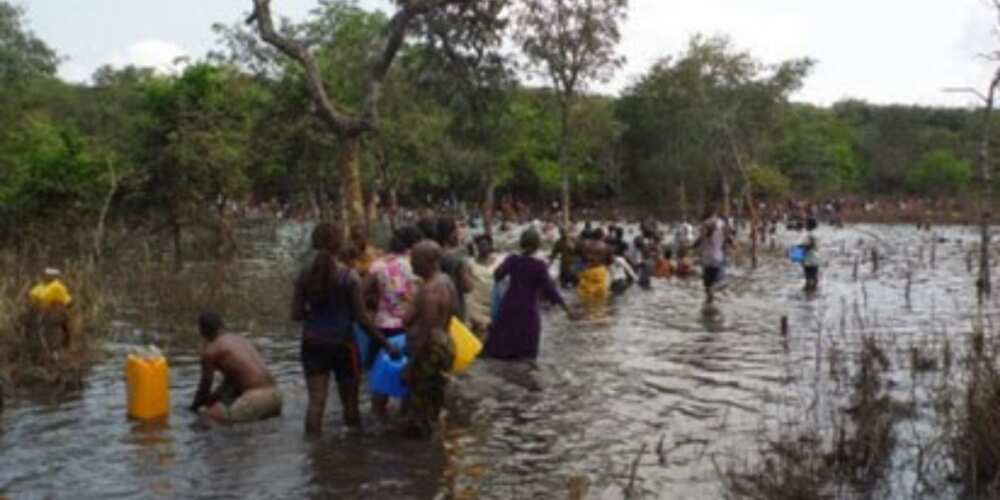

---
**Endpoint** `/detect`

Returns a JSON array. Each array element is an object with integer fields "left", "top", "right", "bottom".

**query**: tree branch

[{"left": 250, "top": 0, "right": 355, "bottom": 134}]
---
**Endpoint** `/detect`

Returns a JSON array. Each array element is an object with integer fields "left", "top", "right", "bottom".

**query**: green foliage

[
  {"left": 904, "top": 149, "right": 971, "bottom": 196},
  {"left": 748, "top": 165, "right": 791, "bottom": 200},
  {"left": 0, "top": 119, "right": 103, "bottom": 218},
  {"left": 5, "top": 0, "right": 1000, "bottom": 240},
  {"left": 139, "top": 63, "right": 265, "bottom": 216},
  {"left": 773, "top": 104, "right": 861, "bottom": 194},
  {"left": 617, "top": 35, "right": 812, "bottom": 207},
  {"left": 0, "top": 1, "right": 58, "bottom": 86}
]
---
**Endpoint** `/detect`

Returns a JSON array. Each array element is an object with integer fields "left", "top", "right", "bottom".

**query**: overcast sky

[{"left": 16, "top": 0, "right": 1000, "bottom": 107}]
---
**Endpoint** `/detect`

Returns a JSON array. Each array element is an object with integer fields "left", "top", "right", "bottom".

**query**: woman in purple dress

[{"left": 485, "top": 229, "right": 575, "bottom": 360}]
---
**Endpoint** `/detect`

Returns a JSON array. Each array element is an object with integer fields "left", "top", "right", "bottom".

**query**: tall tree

[
  {"left": 515, "top": 0, "right": 627, "bottom": 225},
  {"left": 0, "top": 1, "right": 58, "bottom": 86},
  {"left": 418, "top": 0, "right": 515, "bottom": 235},
  {"left": 246, "top": 0, "right": 488, "bottom": 229}
]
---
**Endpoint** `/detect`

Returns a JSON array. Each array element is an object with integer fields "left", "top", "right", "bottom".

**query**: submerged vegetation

[{"left": 719, "top": 311, "right": 1000, "bottom": 500}]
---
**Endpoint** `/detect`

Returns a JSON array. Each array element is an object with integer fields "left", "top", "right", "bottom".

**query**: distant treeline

[{"left": 1, "top": 1, "right": 995, "bottom": 238}]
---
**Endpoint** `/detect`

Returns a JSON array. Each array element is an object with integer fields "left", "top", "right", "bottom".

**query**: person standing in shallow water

[
  {"left": 692, "top": 207, "right": 727, "bottom": 305},
  {"left": 467, "top": 234, "right": 500, "bottom": 339},
  {"left": 485, "top": 229, "right": 576, "bottom": 361},
  {"left": 292, "top": 223, "right": 399, "bottom": 435},
  {"left": 435, "top": 216, "right": 472, "bottom": 323},
  {"left": 404, "top": 240, "right": 457, "bottom": 436},
  {"left": 549, "top": 226, "right": 579, "bottom": 289},
  {"left": 363, "top": 225, "right": 422, "bottom": 421},
  {"left": 801, "top": 218, "right": 821, "bottom": 292}
]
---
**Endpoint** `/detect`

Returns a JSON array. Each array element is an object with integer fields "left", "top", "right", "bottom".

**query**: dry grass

[
  {"left": 0, "top": 232, "right": 292, "bottom": 402},
  {"left": 722, "top": 333, "right": 897, "bottom": 500},
  {"left": 0, "top": 254, "right": 113, "bottom": 398},
  {"left": 951, "top": 328, "right": 1000, "bottom": 498},
  {"left": 721, "top": 433, "right": 836, "bottom": 500}
]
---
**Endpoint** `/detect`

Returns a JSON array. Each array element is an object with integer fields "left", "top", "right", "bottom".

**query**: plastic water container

[
  {"left": 126, "top": 347, "right": 170, "bottom": 421},
  {"left": 450, "top": 317, "right": 482, "bottom": 374},
  {"left": 788, "top": 245, "right": 806, "bottom": 263},
  {"left": 370, "top": 336, "right": 408, "bottom": 398}
]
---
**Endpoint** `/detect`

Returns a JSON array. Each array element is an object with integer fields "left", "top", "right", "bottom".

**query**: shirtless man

[
  {"left": 190, "top": 313, "right": 282, "bottom": 423},
  {"left": 404, "top": 241, "right": 457, "bottom": 436}
]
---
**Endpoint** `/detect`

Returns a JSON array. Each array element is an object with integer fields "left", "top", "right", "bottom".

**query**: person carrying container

[
  {"left": 801, "top": 218, "right": 821, "bottom": 292},
  {"left": 293, "top": 223, "right": 400, "bottom": 435}
]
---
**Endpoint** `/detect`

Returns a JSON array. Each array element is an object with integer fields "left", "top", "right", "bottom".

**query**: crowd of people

[{"left": 183, "top": 202, "right": 832, "bottom": 438}]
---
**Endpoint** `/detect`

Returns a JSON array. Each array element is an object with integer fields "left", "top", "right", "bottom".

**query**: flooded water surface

[{"left": 1, "top": 223, "right": 993, "bottom": 499}]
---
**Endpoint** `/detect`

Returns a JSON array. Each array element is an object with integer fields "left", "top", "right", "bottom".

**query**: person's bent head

[
  {"left": 520, "top": 229, "right": 541, "bottom": 255},
  {"left": 703, "top": 206, "right": 716, "bottom": 221},
  {"left": 43, "top": 267, "right": 61, "bottom": 284},
  {"left": 436, "top": 216, "right": 459, "bottom": 247},
  {"left": 411, "top": 240, "right": 443, "bottom": 280},
  {"left": 807, "top": 218, "right": 818, "bottom": 231},
  {"left": 475, "top": 234, "right": 494, "bottom": 258},
  {"left": 349, "top": 223, "right": 368, "bottom": 250},
  {"left": 390, "top": 225, "right": 424, "bottom": 255},
  {"left": 416, "top": 217, "right": 437, "bottom": 242},
  {"left": 198, "top": 312, "right": 224, "bottom": 341},
  {"left": 311, "top": 222, "right": 342, "bottom": 255}
]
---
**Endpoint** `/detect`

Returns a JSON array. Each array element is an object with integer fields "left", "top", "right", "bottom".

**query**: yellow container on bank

[
  {"left": 126, "top": 351, "right": 170, "bottom": 420},
  {"left": 450, "top": 317, "right": 482, "bottom": 374}
]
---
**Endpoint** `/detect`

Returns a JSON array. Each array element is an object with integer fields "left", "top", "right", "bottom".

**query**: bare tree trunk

[
  {"left": 172, "top": 221, "right": 183, "bottom": 270},
  {"left": 558, "top": 101, "right": 572, "bottom": 227},
  {"left": 366, "top": 190, "right": 379, "bottom": 235},
  {"left": 92, "top": 159, "right": 119, "bottom": 263},
  {"left": 977, "top": 70, "right": 1000, "bottom": 300},
  {"left": 484, "top": 178, "right": 498, "bottom": 238},
  {"left": 388, "top": 186, "right": 399, "bottom": 230},
  {"left": 678, "top": 182, "right": 688, "bottom": 219},
  {"left": 721, "top": 172, "right": 731, "bottom": 216},
  {"left": 339, "top": 133, "right": 366, "bottom": 231}
]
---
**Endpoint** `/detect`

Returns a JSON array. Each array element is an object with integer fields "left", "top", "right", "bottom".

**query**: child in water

[
  {"left": 653, "top": 248, "right": 675, "bottom": 279},
  {"left": 802, "top": 218, "right": 820, "bottom": 292},
  {"left": 577, "top": 232, "right": 611, "bottom": 302},
  {"left": 673, "top": 247, "right": 695, "bottom": 278}
]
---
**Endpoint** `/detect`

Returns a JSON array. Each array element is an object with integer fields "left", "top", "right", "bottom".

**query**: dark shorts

[
  {"left": 611, "top": 279, "right": 631, "bottom": 294},
  {"left": 804, "top": 266, "right": 819, "bottom": 282},
  {"left": 559, "top": 270, "right": 578, "bottom": 288},
  {"left": 702, "top": 266, "right": 722, "bottom": 288},
  {"left": 301, "top": 335, "right": 359, "bottom": 383}
]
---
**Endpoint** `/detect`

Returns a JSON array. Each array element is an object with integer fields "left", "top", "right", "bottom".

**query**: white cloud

[{"left": 105, "top": 39, "right": 189, "bottom": 76}]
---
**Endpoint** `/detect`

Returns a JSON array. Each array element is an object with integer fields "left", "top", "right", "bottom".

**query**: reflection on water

[{"left": 2, "top": 223, "right": 997, "bottom": 498}]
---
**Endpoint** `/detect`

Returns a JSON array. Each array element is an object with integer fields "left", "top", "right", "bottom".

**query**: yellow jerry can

[
  {"left": 126, "top": 351, "right": 170, "bottom": 421},
  {"left": 450, "top": 317, "right": 482, "bottom": 374}
]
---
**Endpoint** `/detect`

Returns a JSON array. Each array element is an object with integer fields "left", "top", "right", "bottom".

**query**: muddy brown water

[{"left": 0, "top": 222, "right": 993, "bottom": 499}]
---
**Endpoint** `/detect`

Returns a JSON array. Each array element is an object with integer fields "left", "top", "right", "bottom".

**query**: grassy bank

[
  {"left": 719, "top": 312, "right": 1000, "bottom": 499},
  {"left": 0, "top": 229, "right": 294, "bottom": 403}
]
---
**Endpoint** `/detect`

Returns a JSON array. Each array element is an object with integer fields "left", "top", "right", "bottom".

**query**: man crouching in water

[
  {"left": 404, "top": 240, "right": 457, "bottom": 437},
  {"left": 190, "top": 313, "right": 282, "bottom": 423}
]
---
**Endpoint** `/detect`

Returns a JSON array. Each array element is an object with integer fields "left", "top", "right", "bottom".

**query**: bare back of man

[
  {"left": 404, "top": 241, "right": 457, "bottom": 436},
  {"left": 203, "top": 333, "right": 276, "bottom": 393},
  {"left": 407, "top": 273, "right": 456, "bottom": 356},
  {"left": 191, "top": 314, "right": 282, "bottom": 424}
]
